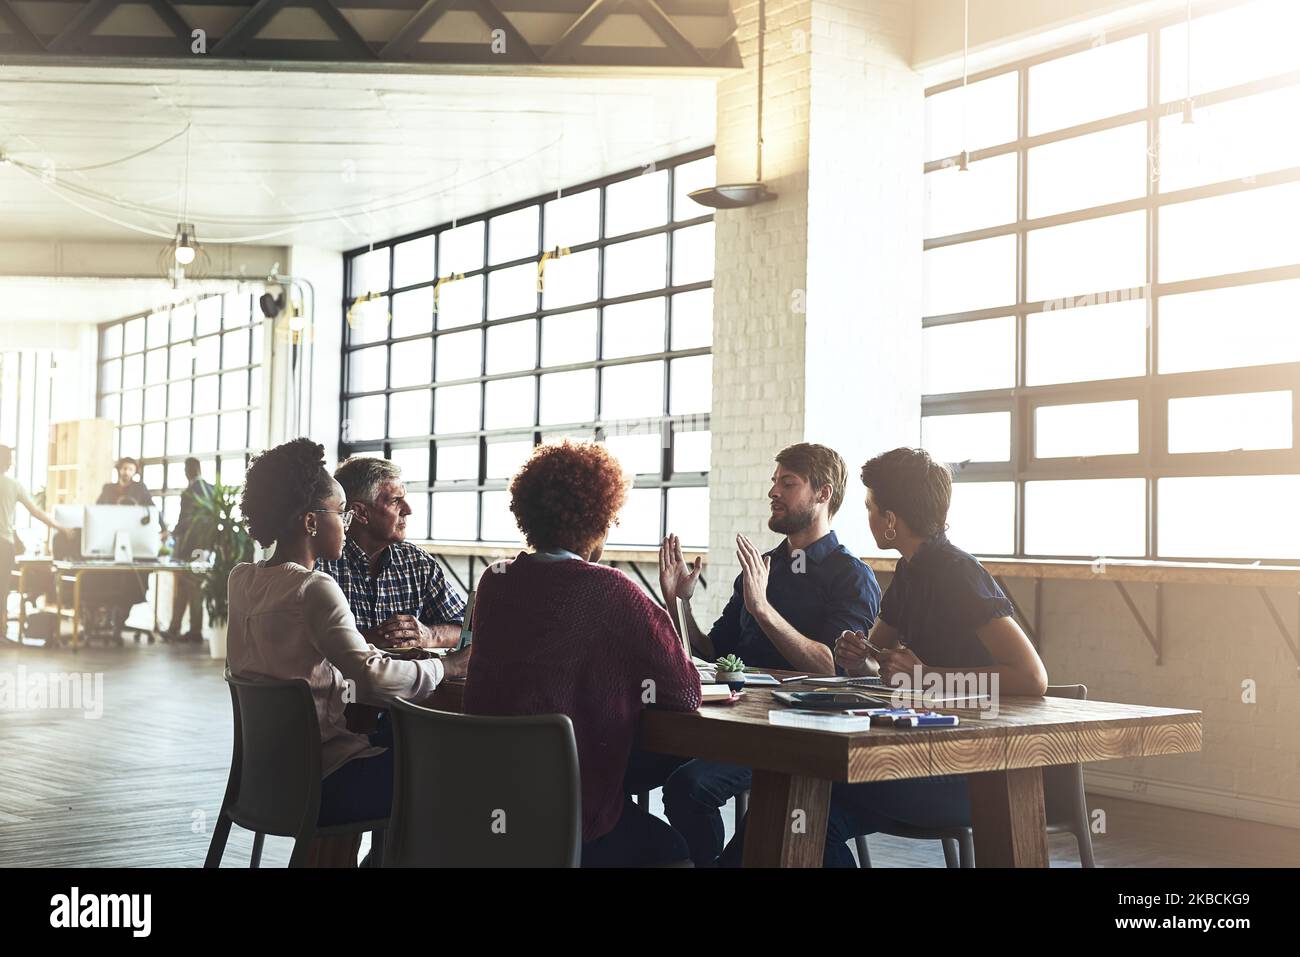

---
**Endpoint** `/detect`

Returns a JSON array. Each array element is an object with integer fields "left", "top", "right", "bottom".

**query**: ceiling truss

[{"left": 0, "top": 0, "right": 741, "bottom": 71}]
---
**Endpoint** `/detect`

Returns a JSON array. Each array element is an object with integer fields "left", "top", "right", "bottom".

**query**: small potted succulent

[{"left": 714, "top": 654, "right": 746, "bottom": 691}]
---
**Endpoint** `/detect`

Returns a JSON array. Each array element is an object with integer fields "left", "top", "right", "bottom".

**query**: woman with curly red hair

[{"left": 464, "top": 440, "right": 701, "bottom": 867}]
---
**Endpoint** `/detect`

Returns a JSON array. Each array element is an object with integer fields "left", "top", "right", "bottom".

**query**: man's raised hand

[{"left": 658, "top": 532, "right": 702, "bottom": 603}]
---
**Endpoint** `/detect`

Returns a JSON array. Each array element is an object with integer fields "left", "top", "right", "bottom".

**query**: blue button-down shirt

[
  {"left": 879, "top": 532, "right": 1011, "bottom": 668},
  {"left": 709, "top": 530, "right": 881, "bottom": 671},
  {"left": 317, "top": 538, "right": 465, "bottom": 633}
]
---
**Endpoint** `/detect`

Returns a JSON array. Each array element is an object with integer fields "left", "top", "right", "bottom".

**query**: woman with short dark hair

[
  {"left": 465, "top": 440, "right": 701, "bottom": 867},
  {"left": 723, "top": 447, "right": 1048, "bottom": 867},
  {"left": 848, "top": 447, "right": 1046, "bottom": 680},
  {"left": 227, "top": 438, "right": 465, "bottom": 864}
]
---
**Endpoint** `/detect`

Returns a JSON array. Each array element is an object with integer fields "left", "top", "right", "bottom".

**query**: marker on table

[{"left": 903, "top": 714, "right": 960, "bottom": 728}]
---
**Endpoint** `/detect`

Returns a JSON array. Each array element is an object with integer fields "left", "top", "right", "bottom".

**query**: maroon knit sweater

[{"left": 464, "top": 554, "right": 702, "bottom": 842}]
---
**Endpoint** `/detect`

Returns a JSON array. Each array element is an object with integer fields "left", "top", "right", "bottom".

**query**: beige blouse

[{"left": 226, "top": 561, "right": 444, "bottom": 777}]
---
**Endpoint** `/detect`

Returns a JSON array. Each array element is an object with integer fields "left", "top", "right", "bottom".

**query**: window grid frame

[
  {"left": 340, "top": 148, "right": 715, "bottom": 545},
  {"left": 923, "top": 0, "right": 1300, "bottom": 563},
  {"left": 95, "top": 292, "right": 263, "bottom": 518}
]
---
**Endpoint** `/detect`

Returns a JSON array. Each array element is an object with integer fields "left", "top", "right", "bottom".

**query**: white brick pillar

[{"left": 703, "top": 0, "right": 924, "bottom": 621}]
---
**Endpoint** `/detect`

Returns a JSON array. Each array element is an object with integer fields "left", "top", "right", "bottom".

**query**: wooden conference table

[{"left": 428, "top": 673, "right": 1201, "bottom": 868}]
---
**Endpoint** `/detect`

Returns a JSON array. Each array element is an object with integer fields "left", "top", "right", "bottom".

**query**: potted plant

[
  {"left": 714, "top": 654, "right": 746, "bottom": 690},
  {"left": 186, "top": 481, "right": 253, "bottom": 660}
]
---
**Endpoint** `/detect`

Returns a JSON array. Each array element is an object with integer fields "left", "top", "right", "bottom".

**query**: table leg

[
  {"left": 71, "top": 572, "right": 81, "bottom": 652},
  {"left": 17, "top": 567, "right": 27, "bottom": 647},
  {"left": 740, "top": 769, "right": 832, "bottom": 868},
  {"left": 967, "top": 767, "right": 1049, "bottom": 867},
  {"left": 54, "top": 573, "right": 62, "bottom": 647}
]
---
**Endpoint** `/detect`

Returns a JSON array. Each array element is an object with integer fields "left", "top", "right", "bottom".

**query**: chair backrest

[
  {"left": 385, "top": 699, "right": 582, "bottom": 867},
  {"left": 222, "top": 670, "right": 323, "bottom": 838},
  {"left": 1043, "top": 683, "right": 1088, "bottom": 827}
]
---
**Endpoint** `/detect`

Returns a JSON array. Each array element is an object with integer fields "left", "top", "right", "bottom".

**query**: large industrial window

[
  {"left": 339, "top": 149, "right": 715, "bottom": 547},
  {"left": 96, "top": 292, "right": 265, "bottom": 527},
  {"left": 922, "top": 0, "right": 1300, "bottom": 561}
]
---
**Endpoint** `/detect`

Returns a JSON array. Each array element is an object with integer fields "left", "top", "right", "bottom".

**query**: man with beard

[
  {"left": 643, "top": 442, "right": 881, "bottom": 866},
  {"left": 317, "top": 456, "right": 465, "bottom": 650}
]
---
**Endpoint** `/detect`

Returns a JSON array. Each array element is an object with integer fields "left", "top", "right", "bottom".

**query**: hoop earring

[
  {"left": 308, "top": 527, "right": 317, "bottom": 537},
  {"left": 884, "top": 526, "right": 896, "bottom": 542}
]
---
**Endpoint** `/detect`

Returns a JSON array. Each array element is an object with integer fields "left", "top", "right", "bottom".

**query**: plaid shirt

[{"left": 317, "top": 539, "right": 465, "bottom": 633}]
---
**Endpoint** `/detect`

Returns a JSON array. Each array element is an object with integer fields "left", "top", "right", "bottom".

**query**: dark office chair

[
  {"left": 204, "top": 671, "right": 387, "bottom": 868},
  {"left": 854, "top": 683, "right": 1096, "bottom": 868},
  {"left": 55, "top": 567, "right": 149, "bottom": 646},
  {"left": 384, "top": 699, "right": 582, "bottom": 867},
  {"left": 6, "top": 556, "right": 53, "bottom": 642}
]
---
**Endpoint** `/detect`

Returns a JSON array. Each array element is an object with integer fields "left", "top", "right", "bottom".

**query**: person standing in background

[
  {"left": 164, "top": 457, "right": 214, "bottom": 643},
  {"left": 0, "top": 444, "right": 70, "bottom": 636}
]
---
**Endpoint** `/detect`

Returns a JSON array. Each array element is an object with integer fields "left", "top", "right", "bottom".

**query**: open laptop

[{"left": 455, "top": 589, "right": 476, "bottom": 652}]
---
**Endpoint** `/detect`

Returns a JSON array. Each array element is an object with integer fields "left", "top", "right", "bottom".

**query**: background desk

[
  {"left": 429, "top": 676, "right": 1200, "bottom": 867},
  {"left": 51, "top": 560, "right": 208, "bottom": 650}
]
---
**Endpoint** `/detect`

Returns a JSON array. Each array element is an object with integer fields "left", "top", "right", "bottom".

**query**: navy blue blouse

[{"left": 879, "top": 532, "right": 1013, "bottom": 668}]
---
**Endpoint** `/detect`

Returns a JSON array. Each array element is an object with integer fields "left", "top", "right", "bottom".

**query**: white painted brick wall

[
  {"left": 805, "top": 0, "right": 923, "bottom": 557},
  {"left": 1018, "top": 578, "right": 1300, "bottom": 826},
  {"left": 704, "top": 0, "right": 921, "bottom": 619},
  {"left": 704, "top": 0, "right": 813, "bottom": 622}
]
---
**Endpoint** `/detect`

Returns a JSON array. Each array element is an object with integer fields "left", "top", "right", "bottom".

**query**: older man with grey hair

[{"left": 317, "top": 455, "right": 464, "bottom": 649}]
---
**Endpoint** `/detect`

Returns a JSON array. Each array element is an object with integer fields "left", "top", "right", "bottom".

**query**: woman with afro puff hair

[
  {"left": 226, "top": 438, "right": 467, "bottom": 865},
  {"left": 464, "top": 440, "right": 701, "bottom": 867}
]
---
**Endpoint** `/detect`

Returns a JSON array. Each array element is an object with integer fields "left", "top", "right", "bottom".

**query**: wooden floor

[{"left": 1, "top": 626, "right": 1297, "bottom": 868}]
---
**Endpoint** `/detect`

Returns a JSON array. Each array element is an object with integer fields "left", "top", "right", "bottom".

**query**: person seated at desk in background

[
  {"left": 93, "top": 455, "right": 165, "bottom": 639},
  {"left": 97, "top": 456, "right": 167, "bottom": 535},
  {"left": 723, "top": 447, "right": 1049, "bottom": 867},
  {"left": 162, "top": 456, "right": 214, "bottom": 643},
  {"left": 646, "top": 442, "right": 881, "bottom": 867},
  {"left": 1, "top": 444, "right": 71, "bottom": 633},
  {"left": 317, "top": 456, "right": 464, "bottom": 650},
  {"left": 227, "top": 438, "right": 467, "bottom": 866},
  {"left": 464, "top": 441, "right": 701, "bottom": 867}
]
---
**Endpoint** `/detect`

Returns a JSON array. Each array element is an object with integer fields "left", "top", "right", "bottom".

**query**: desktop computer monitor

[
  {"left": 82, "top": 505, "right": 160, "bottom": 560},
  {"left": 52, "top": 505, "right": 84, "bottom": 529}
]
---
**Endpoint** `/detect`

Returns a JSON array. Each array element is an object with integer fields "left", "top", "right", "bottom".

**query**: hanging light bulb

[
  {"left": 174, "top": 223, "right": 197, "bottom": 265},
  {"left": 159, "top": 221, "right": 207, "bottom": 286}
]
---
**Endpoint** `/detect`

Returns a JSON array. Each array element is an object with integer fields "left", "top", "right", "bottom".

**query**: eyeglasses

[{"left": 311, "top": 508, "right": 354, "bottom": 530}]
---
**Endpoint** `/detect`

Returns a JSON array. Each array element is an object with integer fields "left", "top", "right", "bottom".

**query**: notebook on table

[{"left": 767, "top": 710, "right": 874, "bottom": 732}]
